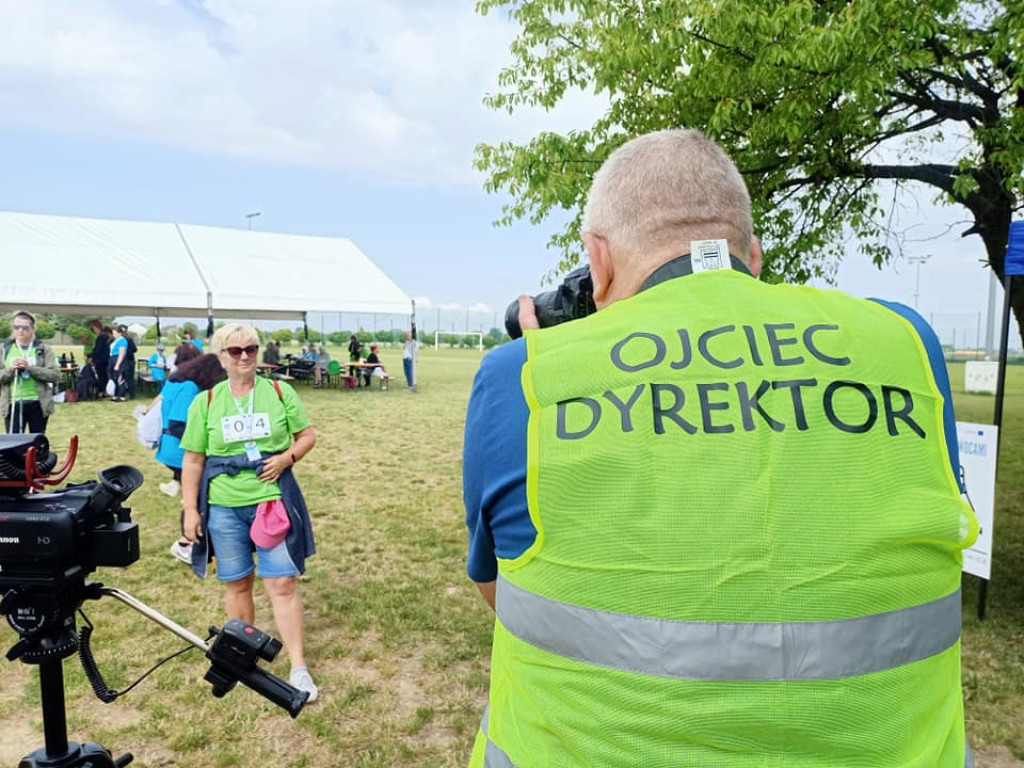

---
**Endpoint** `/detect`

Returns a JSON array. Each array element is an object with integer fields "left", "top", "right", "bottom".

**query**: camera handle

[
  {"left": 99, "top": 587, "right": 307, "bottom": 717},
  {"left": 12, "top": 585, "right": 306, "bottom": 767}
]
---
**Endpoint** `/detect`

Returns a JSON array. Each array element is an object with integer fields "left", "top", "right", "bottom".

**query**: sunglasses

[
  {"left": 224, "top": 345, "right": 259, "bottom": 359},
  {"left": 13, "top": 324, "right": 32, "bottom": 331}
]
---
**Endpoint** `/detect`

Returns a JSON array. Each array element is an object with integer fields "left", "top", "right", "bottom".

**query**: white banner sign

[
  {"left": 964, "top": 361, "right": 999, "bottom": 394},
  {"left": 957, "top": 421, "right": 998, "bottom": 580}
]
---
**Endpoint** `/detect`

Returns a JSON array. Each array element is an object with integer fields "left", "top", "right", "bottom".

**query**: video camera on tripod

[{"left": 0, "top": 434, "right": 308, "bottom": 768}]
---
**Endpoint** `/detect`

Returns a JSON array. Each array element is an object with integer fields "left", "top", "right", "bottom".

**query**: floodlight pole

[
  {"left": 245, "top": 212, "right": 261, "bottom": 230},
  {"left": 908, "top": 254, "right": 930, "bottom": 310}
]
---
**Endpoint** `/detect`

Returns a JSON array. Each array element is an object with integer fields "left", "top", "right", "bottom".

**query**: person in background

[
  {"left": 170, "top": 339, "right": 201, "bottom": 374},
  {"left": 312, "top": 345, "right": 330, "bottom": 389},
  {"left": 301, "top": 342, "right": 317, "bottom": 361},
  {"left": 108, "top": 325, "right": 130, "bottom": 402},
  {"left": 0, "top": 310, "right": 60, "bottom": 433},
  {"left": 75, "top": 355, "right": 99, "bottom": 401},
  {"left": 347, "top": 334, "right": 362, "bottom": 378},
  {"left": 148, "top": 343, "right": 169, "bottom": 392},
  {"left": 362, "top": 344, "right": 381, "bottom": 387},
  {"left": 180, "top": 324, "right": 319, "bottom": 702},
  {"left": 183, "top": 328, "right": 204, "bottom": 352},
  {"left": 147, "top": 353, "right": 227, "bottom": 563},
  {"left": 263, "top": 340, "right": 281, "bottom": 366},
  {"left": 88, "top": 319, "right": 111, "bottom": 397},
  {"left": 124, "top": 330, "right": 139, "bottom": 400},
  {"left": 402, "top": 329, "right": 417, "bottom": 391}
]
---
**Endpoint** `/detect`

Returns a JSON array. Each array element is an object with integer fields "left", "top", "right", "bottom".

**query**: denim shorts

[{"left": 207, "top": 504, "right": 298, "bottom": 582}]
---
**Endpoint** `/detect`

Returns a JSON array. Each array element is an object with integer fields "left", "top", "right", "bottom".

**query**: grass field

[{"left": 1, "top": 350, "right": 1022, "bottom": 767}]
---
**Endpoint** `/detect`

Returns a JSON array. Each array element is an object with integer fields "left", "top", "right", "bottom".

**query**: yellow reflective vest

[{"left": 471, "top": 267, "right": 977, "bottom": 767}]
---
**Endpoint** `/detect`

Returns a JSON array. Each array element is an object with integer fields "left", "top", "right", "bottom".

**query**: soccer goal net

[{"left": 434, "top": 331, "right": 484, "bottom": 350}]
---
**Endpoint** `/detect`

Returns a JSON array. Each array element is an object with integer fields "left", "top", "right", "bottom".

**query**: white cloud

[{"left": 0, "top": 0, "right": 605, "bottom": 185}]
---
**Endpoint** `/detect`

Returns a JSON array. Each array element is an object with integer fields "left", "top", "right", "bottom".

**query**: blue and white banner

[
  {"left": 1007, "top": 220, "right": 1024, "bottom": 276},
  {"left": 957, "top": 421, "right": 998, "bottom": 580}
]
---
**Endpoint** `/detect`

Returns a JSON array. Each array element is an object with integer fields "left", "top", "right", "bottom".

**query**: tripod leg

[
  {"left": 38, "top": 657, "right": 69, "bottom": 759},
  {"left": 19, "top": 658, "right": 123, "bottom": 767}
]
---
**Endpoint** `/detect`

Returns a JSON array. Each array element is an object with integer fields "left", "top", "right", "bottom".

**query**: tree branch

[
  {"left": 860, "top": 164, "right": 957, "bottom": 194},
  {"left": 885, "top": 85, "right": 985, "bottom": 123}
]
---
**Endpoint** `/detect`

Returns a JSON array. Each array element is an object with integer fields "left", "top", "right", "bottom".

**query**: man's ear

[
  {"left": 584, "top": 232, "right": 614, "bottom": 306},
  {"left": 749, "top": 236, "right": 763, "bottom": 278}
]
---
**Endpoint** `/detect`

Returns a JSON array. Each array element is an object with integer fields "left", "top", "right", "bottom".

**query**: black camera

[
  {"left": 0, "top": 435, "right": 140, "bottom": 577},
  {"left": 504, "top": 264, "right": 596, "bottom": 339},
  {"left": 0, "top": 435, "right": 307, "bottom": 768},
  {"left": 0, "top": 434, "right": 141, "bottom": 644}
]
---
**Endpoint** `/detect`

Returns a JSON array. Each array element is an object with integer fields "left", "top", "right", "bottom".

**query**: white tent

[{"left": 0, "top": 211, "right": 412, "bottom": 322}]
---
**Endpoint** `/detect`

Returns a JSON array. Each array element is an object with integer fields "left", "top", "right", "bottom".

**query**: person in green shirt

[
  {"left": 0, "top": 310, "right": 60, "bottom": 433},
  {"left": 180, "top": 323, "right": 319, "bottom": 702}
]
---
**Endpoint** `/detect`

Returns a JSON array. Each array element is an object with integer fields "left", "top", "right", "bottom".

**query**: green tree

[
  {"left": 34, "top": 319, "right": 56, "bottom": 340},
  {"left": 66, "top": 324, "right": 89, "bottom": 344},
  {"left": 272, "top": 328, "right": 294, "bottom": 344},
  {"left": 0, "top": 319, "right": 10, "bottom": 339},
  {"left": 476, "top": 0, "right": 1024, "bottom": 340}
]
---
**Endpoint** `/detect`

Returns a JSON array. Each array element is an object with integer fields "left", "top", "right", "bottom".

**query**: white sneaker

[
  {"left": 290, "top": 668, "right": 319, "bottom": 703},
  {"left": 169, "top": 541, "right": 192, "bottom": 564},
  {"left": 159, "top": 480, "right": 181, "bottom": 497}
]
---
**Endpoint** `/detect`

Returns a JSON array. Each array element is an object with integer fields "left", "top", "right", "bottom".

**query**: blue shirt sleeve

[
  {"left": 870, "top": 299, "right": 963, "bottom": 492},
  {"left": 463, "top": 339, "right": 536, "bottom": 582}
]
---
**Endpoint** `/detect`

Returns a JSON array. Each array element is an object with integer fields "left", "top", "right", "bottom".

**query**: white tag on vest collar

[{"left": 690, "top": 239, "right": 732, "bottom": 272}]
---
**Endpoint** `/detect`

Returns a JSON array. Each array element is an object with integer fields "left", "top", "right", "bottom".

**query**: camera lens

[{"left": 504, "top": 301, "right": 524, "bottom": 340}]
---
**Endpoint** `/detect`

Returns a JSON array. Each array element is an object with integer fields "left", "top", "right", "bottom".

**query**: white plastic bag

[
  {"left": 106, "top": 379, "right": 116, "bottom": 397},
  {"left": 135, "top": 405, "right": 162, "bottom": 449}
]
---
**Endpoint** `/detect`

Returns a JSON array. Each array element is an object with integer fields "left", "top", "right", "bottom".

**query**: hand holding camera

[{"left": 504, "top": 264, "right": 595, "bottom": 338}]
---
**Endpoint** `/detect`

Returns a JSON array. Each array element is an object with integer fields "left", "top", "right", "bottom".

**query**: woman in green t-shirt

[{"left": 180, "top": 324, "right": 320, "bottom": 703}]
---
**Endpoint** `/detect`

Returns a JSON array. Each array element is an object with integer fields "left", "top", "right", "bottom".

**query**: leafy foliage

[
  {"left": 65, "top": 324, "right": 89, "bottom": 345},
  {"left": 271, "top": 328, "right": 294, "bottom": 344},
  {"left": 475, "top": 0, "right": 1024, "bottom": 290},
  {"left": 33, "top": 319, "right": 56, "bottom": 340}
]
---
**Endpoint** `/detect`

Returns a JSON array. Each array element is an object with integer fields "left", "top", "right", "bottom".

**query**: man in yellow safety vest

[{"left": 463, "top": 129, "right": 977, "bottom": 767}]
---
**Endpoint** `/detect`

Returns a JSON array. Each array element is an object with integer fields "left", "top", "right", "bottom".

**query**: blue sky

[{"left": 0, "top": 0, "right": 1013, "bottom": 347}]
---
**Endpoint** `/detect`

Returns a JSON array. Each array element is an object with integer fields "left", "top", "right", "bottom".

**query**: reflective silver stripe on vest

[
  {"left": 479, "top": 707, "right": 518, "bottom": 768},
  {"left": 496, "top": 576, "right": 961, "bottom": 681}
]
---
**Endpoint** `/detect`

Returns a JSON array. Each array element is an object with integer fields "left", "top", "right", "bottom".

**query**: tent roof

[{"left": 0, "top": 211, "right": 411, "bottom": 320}]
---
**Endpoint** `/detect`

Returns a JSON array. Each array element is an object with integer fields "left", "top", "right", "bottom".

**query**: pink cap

[{"left": 250, "top": 499, "right": 290, "bottom": 549}]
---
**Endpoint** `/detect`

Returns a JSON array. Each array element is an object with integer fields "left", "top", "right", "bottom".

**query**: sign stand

[{"left": 978, "top": 220, "right": 1024, "bottom": 620}]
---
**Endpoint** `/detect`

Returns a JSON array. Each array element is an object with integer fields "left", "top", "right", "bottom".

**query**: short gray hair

[{"left": 582, "top": 129, "right": 753, "bottom": 263}]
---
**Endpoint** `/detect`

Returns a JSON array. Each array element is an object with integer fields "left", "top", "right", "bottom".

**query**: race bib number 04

[{"left": 221, "top": 413, "right": 272, "bottom": 443}]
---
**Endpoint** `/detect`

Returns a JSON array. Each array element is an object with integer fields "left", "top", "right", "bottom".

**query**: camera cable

[{"left": 77, "top": 609, "right": 209, "bottom": 703}]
